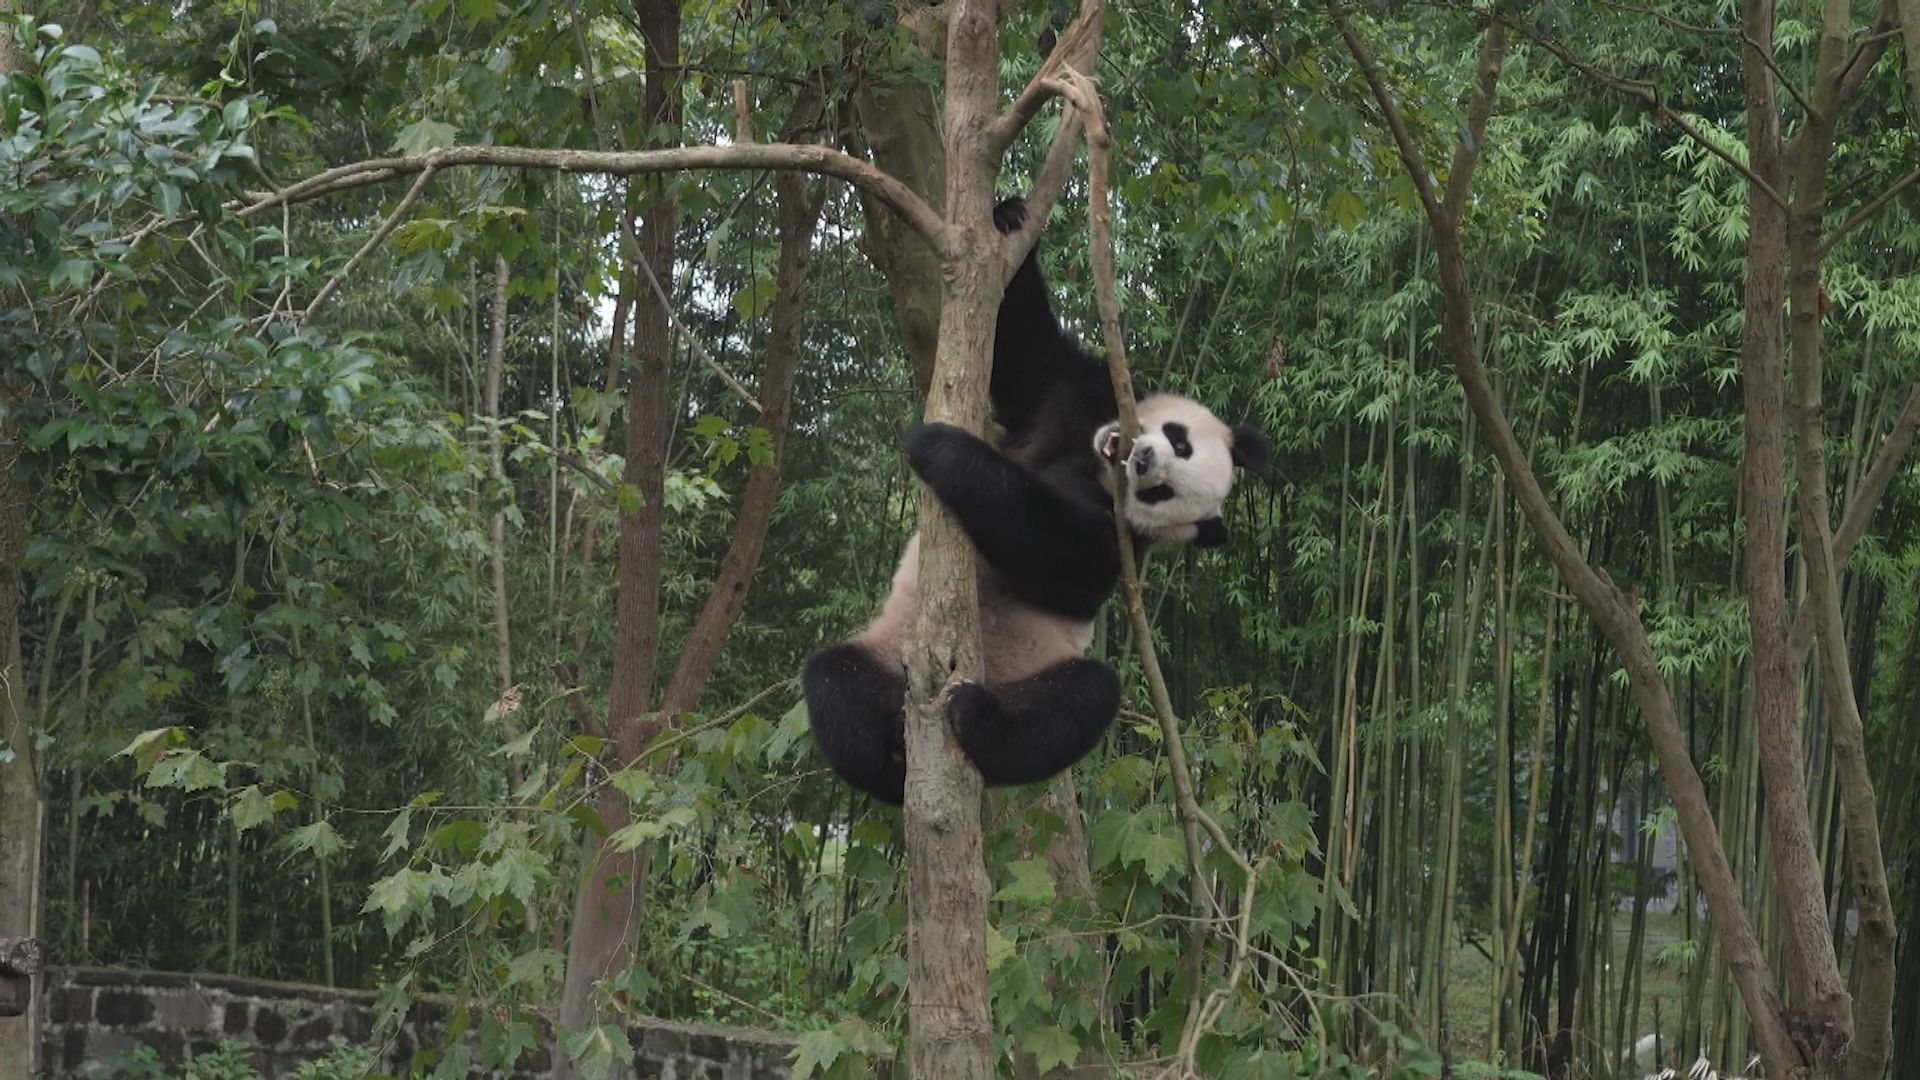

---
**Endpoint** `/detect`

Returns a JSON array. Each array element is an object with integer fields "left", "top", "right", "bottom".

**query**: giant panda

[{"left": 802, "top": 198, "right": 1269, "bottom": 805}]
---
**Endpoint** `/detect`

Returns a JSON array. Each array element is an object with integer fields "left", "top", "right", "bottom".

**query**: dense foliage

[{"left": 4, "top": 1, "right": 1918, "bottom": 1078}]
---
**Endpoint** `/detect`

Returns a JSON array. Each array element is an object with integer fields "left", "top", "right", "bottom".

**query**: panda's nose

[{"left": 1133, "top": 445, "right": 1154, "bottom": 475}]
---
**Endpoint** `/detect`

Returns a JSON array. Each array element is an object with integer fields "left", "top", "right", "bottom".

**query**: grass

[{"left": 1440, "top": 911, "right": 1695, "bottom": 1072}]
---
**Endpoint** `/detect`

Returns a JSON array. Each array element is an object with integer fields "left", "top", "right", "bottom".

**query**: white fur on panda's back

[{"left": 854, "top": 533, "right": 1095, "bottom": 685}]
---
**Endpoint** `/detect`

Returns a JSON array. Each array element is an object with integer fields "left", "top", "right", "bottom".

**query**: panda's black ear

[{"left": 1231, "top": 425, "right": 1270, "bottom": 471}]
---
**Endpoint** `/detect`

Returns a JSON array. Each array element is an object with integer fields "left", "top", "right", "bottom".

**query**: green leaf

[
  {"left": 1020, "top": 1026, "right": 1080, "bottom": 1074},
  {"left": 146, "top": 748, "right": 226, "bottom": 792},
  {"left": 505, "top": 948, "right": 564, "bottom": 988},
  {"left": 117, "top": 727, "right": 183, "bottom": 773},
  {"left": 286, "top": 818, "right": 347, "bottom": 860},
  {"left": 229, "top": 785, "right": 283, "bottom": 831},
  {"left": 1123, "top": 825, "right": 1185, "bottom": 884},
  {"left": 992, "top": 859, "right": 1056, "bottom": 906},
  {"left": 482, "top": 845, "right": 546, "bottom": 906},
  {"left": 363, "top": 866, "right": 435, "bottom": 935},
  {"left": 731, "top": 273, "right": 777, "bottom": 320},
  {"left": 392, "top": 118, "right": 459, "bottom": 155},
  {"left": 562, "top": 1025, "right": 632, "bottom": 1080},
  {"left": 1326, "top": 190, "right": 1365, "bottom": 231},
  {"left": 790, "top": 1028, "right": 848, "bottom": 1079}
]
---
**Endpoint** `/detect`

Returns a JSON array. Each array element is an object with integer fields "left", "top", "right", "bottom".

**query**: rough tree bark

[
  {"left": 900, "top": 2, "right": 1004, "bottom": 1073},
  {"left": 0, "top": 13, "right": 44, "bottom": 1078},
  {"left": 850, "top": 2, "right": 949, "bottom": 395},
  {"left": 1736, "top": 0, "right": 1851, "bottom": 1042},
  {"left": 1781, "top": 1, "right": 1898, "bottom": 1073},
  {"left": 557, "top": 0, "right": 683, "bottom": 1055}
]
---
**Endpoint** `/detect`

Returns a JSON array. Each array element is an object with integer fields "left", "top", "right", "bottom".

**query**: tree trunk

[
  {"left": 485, "top": 255, "right": 525, "bottom": 793},
  {"left": 901, "top": 4, "right": 1008, "bottom": 1075},
  {"left": 557, "top": 0, "right": 682, "bottom": 1056},
  {"left": 0, "top": 14, "right": 41, "bottom": 1076},
  {"left": 0, "top": 396, "right": 39, "bottom": 1080}
]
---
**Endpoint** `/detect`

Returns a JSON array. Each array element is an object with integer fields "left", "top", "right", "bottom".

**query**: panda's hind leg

[
  {"left": 949, "top": 659, "right": 1120, "bottom": 789},
  {"left": 803, "top": 643, "right": 908, "bottom": 805}
]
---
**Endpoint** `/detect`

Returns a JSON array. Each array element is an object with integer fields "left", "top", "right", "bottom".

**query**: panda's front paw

[
  {"left": 993, "top": 197, "right": 1029, "bottom": 235},
  {"left": 905, "top": 422, "right": 973, "bottom": 483},
  {"left": 946, "top": 680, "right": 1003, "bottom": 750},
  {"left": 1193, "top": 517, "right": 1229, "bottom": 548}
]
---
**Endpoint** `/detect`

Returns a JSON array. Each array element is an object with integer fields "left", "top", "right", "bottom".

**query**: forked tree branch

[
  {"left": 653, "top": 100, "right": 827, "bottom": 719},
  {"left": 1331, "top": 6, "right": 1801, "bottom": 1073},
  {"left": 1785, "top": 1, "right": 1898, "bottom": 1070},
  {"left": 999, "top": 0, "right": 1104, "bottom": 285},
  {"left": 235, "top": 143, "right": 950, "bottom": 255},
  {"left": 1788, "top": 382, "right": 1920, "bottom": 657}
]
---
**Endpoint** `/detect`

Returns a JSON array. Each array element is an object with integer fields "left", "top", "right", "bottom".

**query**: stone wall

[{"left": 38, "top": 967, "right": 808, "bottom": 1079}]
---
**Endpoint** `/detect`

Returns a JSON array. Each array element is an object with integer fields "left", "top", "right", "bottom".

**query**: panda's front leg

[
  {"left": 946, "top": 660, "right": 1121, "bottom": 789},
  {"left": 905, "top": 423, "right": 1116, "bottom": 618}
]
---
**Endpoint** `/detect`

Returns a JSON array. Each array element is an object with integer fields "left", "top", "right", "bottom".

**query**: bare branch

[
  {"left": 1441, "top": 14, "right": 1507, "bottom": 217},
  {"left": 1820, "top": 163, "right": 1920, "bottom": 255},
  {"left": 1789, "top": 380, "right": 1920, "bottom": 667},
  {"left": 301, "top": 165, "right": 439, "bottom": 326},
  {"left": 631, "top": 254, "right": 762, "bottom": 414},
  {"left": 1005, "top": 109, "right": 1087, "bottom": 287},
  {"left": 984, "top": 3, "right": 1103, "bottom": 160},
  {"left": 1331, "top": 10, "right": 1444, "bottom": 224},
  {"left": 1833, "top": 0, "right": 1902, "bottom": 110},
  {"left": 233, "top": 143, "right": 950, "bottom": 255}
]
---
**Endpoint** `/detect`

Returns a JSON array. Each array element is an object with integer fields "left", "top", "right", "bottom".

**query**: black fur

[
  {"left": 803, "top": 643, "right": 908, "bottom": 805},
  {"left": 905, "top": 422, "right": 1118, "bottom": 620},
  {"left": 1231, "top": 424, "right": 1270, "bottom": 471},
  {"left": 948, "top": 660, "right": 1121, "bottom": 787}
]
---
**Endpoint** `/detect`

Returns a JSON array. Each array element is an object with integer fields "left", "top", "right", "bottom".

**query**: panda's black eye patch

[{"left": 1163, "top": 422, "right": 1193, "bottom": 459}]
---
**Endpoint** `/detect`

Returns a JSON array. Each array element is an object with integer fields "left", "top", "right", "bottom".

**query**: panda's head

[{"left": 1094, "top": 395, "right": 1269, "bottom": 540}]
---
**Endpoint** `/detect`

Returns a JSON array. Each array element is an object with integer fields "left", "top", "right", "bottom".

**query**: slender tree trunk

[
  {"left": 485, "top": 255, "right": 525, "bottom": 793},
  {"left": 0, "top": 18, "right": 40, "bottom": 1068},
  {"left": 1783, "top": 6, "right": 1897, "bottom": 1074},
  {"left": 0, "top": 398, "right": 39, "bottom": 1079},
  {"left": 558, "top": 0, "right": 682, "bottom": 1056}
]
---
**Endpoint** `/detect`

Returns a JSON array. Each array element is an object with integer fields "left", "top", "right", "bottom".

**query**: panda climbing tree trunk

[{"left": 845, "top": 6, "right": 1112, "bottom": 1076}]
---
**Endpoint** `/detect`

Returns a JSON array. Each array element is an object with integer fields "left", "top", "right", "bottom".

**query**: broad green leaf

[
  {"left": 992, "top": 858, "right": 1056, "bottom": 906},
  {"left": 1021, "top": 1026, "right": 1080, "bottom": 1074},
  {"left": 286, "top": 819, "right": 347, "bottom": 860},
  {"left": 392, "top": 118, "right": 459, "bottom": 155}
]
